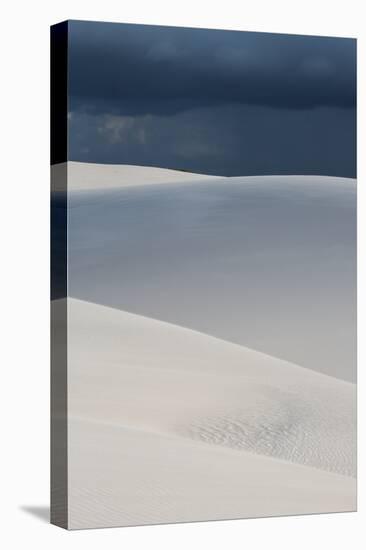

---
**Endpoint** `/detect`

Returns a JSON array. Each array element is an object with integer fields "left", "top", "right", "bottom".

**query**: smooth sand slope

[
  {"left": 64, "top": 298, "right": 356, "bottom": 529},
  {"left": 52, "top": 161, "right": 223, "bottom": 191},
  {"left": 68, "top": 172, "right": 356, "bottom": 381}
]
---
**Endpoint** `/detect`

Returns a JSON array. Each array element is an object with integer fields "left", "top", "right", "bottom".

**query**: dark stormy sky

[{"left": 67, "top": 20, "right": 356, "bottom": 177}]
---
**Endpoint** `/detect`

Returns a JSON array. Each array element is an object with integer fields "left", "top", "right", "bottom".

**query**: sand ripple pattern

[{"left": 184, "top": 383, "right": 356, "bottom": 477}]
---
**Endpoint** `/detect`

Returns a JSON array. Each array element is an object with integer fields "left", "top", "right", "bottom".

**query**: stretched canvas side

[{"left": 50, "top": 21, "right": 68, "bottom": 529}]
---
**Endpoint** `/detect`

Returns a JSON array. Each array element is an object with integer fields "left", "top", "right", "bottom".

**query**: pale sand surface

[
  {"left": 64, "top": 298, "right": 356, "bottom": 529},
  {"left": 67, "top": 173, "right": 356, "bottom": 381},
  {"left": 52, "top": 161, "right": 223, "bottom": 192},
  {"left": 55, "top": 164, "right": 356, "bottom": 528}
]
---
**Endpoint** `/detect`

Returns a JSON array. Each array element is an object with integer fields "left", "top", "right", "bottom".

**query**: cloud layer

[
  {"left": 67, "top": 21, "right": 356, "bottom": 177},
  {"left": 69, "top": 22, "right": 356, "bottom": 114}
]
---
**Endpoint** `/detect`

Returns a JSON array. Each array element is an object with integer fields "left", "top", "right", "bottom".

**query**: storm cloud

[{"left": 67, "top": 20, "right": 356, "bottom": 177}]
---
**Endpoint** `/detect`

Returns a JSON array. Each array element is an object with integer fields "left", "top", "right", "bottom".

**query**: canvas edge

[{"left": 50, "top": 20, "right": 69, "bottom": 530}]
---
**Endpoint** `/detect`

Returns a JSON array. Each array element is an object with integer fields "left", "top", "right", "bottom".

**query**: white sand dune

[
  {"left": 52, "top": 164, "right": 356, "bottom": 527},
  {"left": 63, "top": 298, "right": 356, "bottom": 529},
  {"left": 52, "top": 161, "right": 223, "bottom": 192},
  {"left": 67, "top": 172, "right": 356, "bottom": 381}
]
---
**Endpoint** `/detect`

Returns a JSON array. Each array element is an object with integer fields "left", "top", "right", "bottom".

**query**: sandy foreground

[{"left": 58, "top": 298, "right": 356, "bottom": 529}]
